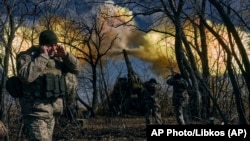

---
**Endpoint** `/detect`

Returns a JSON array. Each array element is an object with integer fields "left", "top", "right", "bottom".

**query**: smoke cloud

[{"left": 98, "top": 1, "right": 177, "bottom": 77}]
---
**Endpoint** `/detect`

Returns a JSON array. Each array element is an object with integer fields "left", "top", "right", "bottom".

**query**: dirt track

[
  {"left": 9, "top": 115, "right": 178, "bottom": 141},
  {"left": 54, "top": 116, "right": 148, "bottom": 141}
]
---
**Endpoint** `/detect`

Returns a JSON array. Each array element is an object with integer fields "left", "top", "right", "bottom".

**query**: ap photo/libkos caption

[{"left": 146, "top": 125, "right": 250, "bottom": 140}]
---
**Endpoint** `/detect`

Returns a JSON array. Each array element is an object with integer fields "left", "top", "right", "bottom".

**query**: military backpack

[{"left": 6, "top": 76, "right": 23, "bottom": 98}]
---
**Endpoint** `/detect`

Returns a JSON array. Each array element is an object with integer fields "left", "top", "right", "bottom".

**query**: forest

[{"left": 0, "top": 0, "right": 250, "bottom": 140}]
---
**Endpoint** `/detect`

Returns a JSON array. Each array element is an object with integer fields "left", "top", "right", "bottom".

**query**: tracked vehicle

[{"left": 109, "top": 49, "right": 145, "bottom": 116}]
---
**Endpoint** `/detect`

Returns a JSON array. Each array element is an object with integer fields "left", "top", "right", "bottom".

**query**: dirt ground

[
  {"left": 54, "top": 116, "right": 149, "bottom": 141},
  {"left": 8, "top": 114, "right": 210, "bottom": 141},
  {"left": 9, "top": 116, "right": 148, "bottom": 141},
  {"left": 9, "top": 113, "right": 222, "bottom": 141},
  {"left": 52, "top": 115, "right": 178, "bottom": 141}
]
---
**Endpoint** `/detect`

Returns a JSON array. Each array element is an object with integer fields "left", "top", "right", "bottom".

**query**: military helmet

[
  {"left": 149, "top": 78, "right": 157, "bottom": 84},
  {"left": 173, "top": 73, "right": 182, "bottom": 79},
  {"left": 39, "top": 30, "right": 58, "bottom": 45}
]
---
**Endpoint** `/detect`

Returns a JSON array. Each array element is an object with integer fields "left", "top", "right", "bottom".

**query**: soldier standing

[
  {"left": 166, "top": 73, "right": 189, "bottom": 125},
  {"left": 143, "top": 78, "right": 163, "bottom": 125},
  {"left": 16, "top": 30, "right": 80, "bottom": 141},
  {"left": 63, "top": 72, "right": 79, "bottom": 124}
]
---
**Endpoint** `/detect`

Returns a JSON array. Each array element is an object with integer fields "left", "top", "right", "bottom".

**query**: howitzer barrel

[
  {"left": 122, "top": 49, "right": 143, "bottom": 93},
  {"left": 122, "top": 49, "right": 134, "bottom": 77}
]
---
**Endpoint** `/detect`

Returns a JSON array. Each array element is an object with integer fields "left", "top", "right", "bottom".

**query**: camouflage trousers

[
  {"left": 23, "top": 116, "right": 55, "bottom": 141},
  {"left": 145, "top": 104, "right": 162, "bottom": 125},
  {"left": 173, "top": 99, "right": 189, "bottom": 125}
]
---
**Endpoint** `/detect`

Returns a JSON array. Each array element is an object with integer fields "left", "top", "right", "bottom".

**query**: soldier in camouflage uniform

[
  {"left": 166, "top": 73, "right": 189, "bottom": 125},
  {"left": 16, "top": 30, "right": 80, "bottom": 141},
  {"left": 64, "top": 73, "right": 79, "bottom": 122},
  {"left": 143, "top": 78, "right": 163, "bottom": 125}
]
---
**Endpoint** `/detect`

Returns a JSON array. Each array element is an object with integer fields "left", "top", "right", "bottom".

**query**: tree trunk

[
  {"left": 169, "top": 0, "right": 201, "bottom": 119},
  {"left": 91, "top": 65, "right": 98, "bottom": 115},
  {"left": 208, "top": 0, "right": 249, "bottom": 125}
]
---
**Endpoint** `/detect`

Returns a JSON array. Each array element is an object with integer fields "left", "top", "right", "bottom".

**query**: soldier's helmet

[
  {"left": 149, "top": 78, "right": 157, "bottom": 84},
  {"left": 173, "top": 73, "right": 182, "bottom": 79},
  {"left": 39, "top": 30, "right": 58, "bottom": 45}
]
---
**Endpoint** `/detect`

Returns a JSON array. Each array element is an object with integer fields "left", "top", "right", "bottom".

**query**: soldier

[
  {"left": 166, "top": 73, "right": 189, "bottom": 125},
  {"left": 143, "top": 78, "right": 163, "bottom": 125},
  {"left": 64, "top": 72, "right": 79, "bottom": 124},
  {"left": 16, "top": 30, "right": 80, "bottom": 141}
]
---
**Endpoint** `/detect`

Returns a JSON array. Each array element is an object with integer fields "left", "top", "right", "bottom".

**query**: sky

[
  {"left": 5, "top": 0, "right": 250, "bottom": 106},
  {"left": 67, "top": 0, "right": 172, "bottom": 79},
  {"left": 8, "top": 0, "right": 250, "bottom": 80},
  {"left": 1, "top": 0, "right": 250, "bottom": 114},
  {"left": 9, "top": 0, "right": 250, "bottom": 81}
]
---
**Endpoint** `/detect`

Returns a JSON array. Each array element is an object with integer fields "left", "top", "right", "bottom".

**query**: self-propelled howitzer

[{"left": 109, "top": 49, "right": 145, "bottom": 116}]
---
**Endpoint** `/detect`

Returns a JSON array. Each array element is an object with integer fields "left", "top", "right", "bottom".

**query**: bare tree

[
  {"left": 67, "top": 15, "right": 119, "bottom": 114},
  {"left": 204, "top": 0, "right": 249, "bottom": 124},
  {"left": 0, "top": 0, "right": 45, "bottom": 140},
  {"left": 113, "top": 0, "right": 250, "bottom": 124}
]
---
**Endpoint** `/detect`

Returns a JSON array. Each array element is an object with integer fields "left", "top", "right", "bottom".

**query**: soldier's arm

[
  {"left": 16, "top": 53, "right": 49, "bottom": 83},
  {"left": 166, "top": 78, "right": 176, "bottom": 86},
  {"left": 62, "top": 53, "right": 81, "bottom": 75},
  {"left": 154, "top": 84, "right": 163, "bottom": 98},
  {"left": 180, "top": 79, "right": 188, "bottom": 89}
]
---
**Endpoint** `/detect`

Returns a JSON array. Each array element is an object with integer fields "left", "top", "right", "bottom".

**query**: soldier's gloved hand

[
  {"left": 40, "top": 45, "right": 49, "bottom": 56},
  {"left": 0, "top": 121, "right": 7, "bottom": 139},
  {"left": 54, "top": 44, "right": 68, "bottom": 58}
]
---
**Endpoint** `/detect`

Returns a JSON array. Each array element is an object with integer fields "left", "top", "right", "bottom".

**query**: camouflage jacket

[
  {"left": 16, "top": 45, "right": 80, "bottom": 119},
  {"left": 167, "top": 77, "right": 188, "bottom": 92},
  {"left": 143, "top": 81, "right": 162, "bottom": 107},
  {"left": 167, "top": 77, "right": 188, "bottom": 100},
  {"left": 0, "top": 121, "right": 7, "bottom": 139},
  {"left": 17, "top": 45, "right": 80, "bottom": 83}
]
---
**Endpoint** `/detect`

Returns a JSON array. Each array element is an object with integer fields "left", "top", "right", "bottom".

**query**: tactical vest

[
  {"left": 19, "top": 49, "right": 66, "bottom": 98},
  {"left": 36, "top": 58, "right": 67, "bottom": 98},
  {"left": 19, "top": 46, "right": 78, "bottom": 100},
  {"left": 33, "top": 73, "right": 66, "bottom": 98}
]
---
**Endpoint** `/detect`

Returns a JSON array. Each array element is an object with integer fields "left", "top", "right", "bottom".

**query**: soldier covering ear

[{"left": 16, "top": 29, "right": 80, "bottom": 141}]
